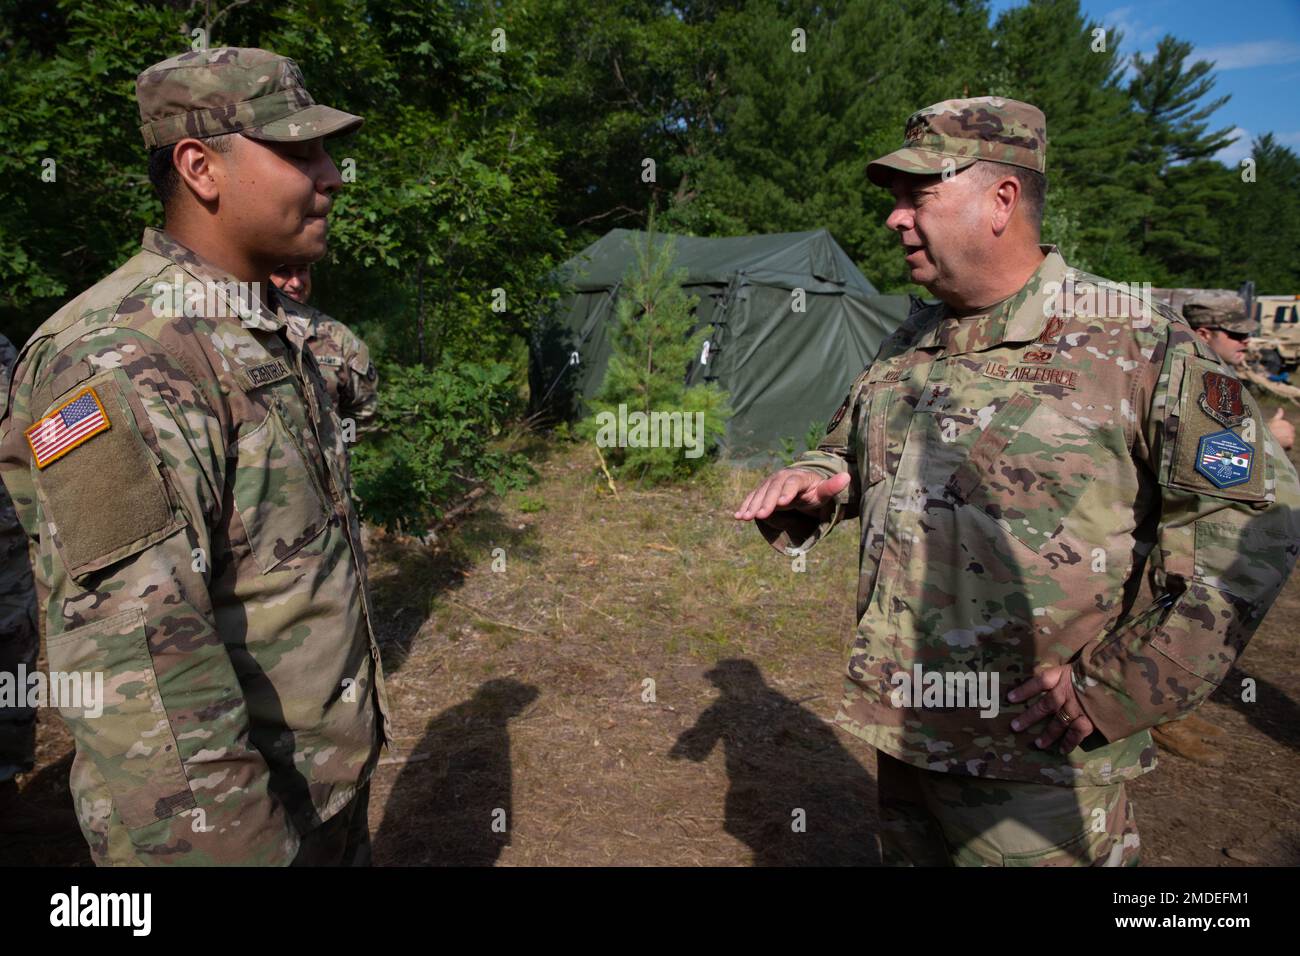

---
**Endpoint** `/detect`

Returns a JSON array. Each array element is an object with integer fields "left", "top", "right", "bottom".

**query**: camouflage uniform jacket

[
  {"left": 283, "top": 309, "right": 378, "bottom": 436},
  {"left": 0, "top": 228, "right": 393, "bottom": 864},
  {"left": 757, "top": 247, "right": 1300, "bottom": 787}
]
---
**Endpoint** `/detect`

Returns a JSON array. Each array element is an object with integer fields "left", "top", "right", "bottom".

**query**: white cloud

[
  {"left": 1195, "top": 39, "right": 1300, "bottom": 70},
  {"left": 1102, "top": 5, "right": 1166, "bottom": 50},
  {"left": 1276, "top": 131, "right": 1300, "bottom": 147},
  {"left": 1214, "top": 127, "right": 1253, "bottom": 166},
  {"left": 1099, "top": 5, "right": 1166, "bottom": 80}
]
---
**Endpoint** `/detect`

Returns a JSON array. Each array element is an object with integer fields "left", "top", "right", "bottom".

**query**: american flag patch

[{"left": 25, "top": 387, "right": 111, "bottom": 469}]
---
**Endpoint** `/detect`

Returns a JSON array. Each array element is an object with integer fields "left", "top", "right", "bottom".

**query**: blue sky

[{"left": 987, "top": 0, "right": 1300, "bottom": 164}]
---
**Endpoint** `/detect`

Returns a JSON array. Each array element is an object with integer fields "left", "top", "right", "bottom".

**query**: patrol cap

[
  {"left": 136, "top": 47, "right": 363, "bottom": 149},
  {"left": 867, "top": 96, "right": 1047, "bottom": 187},
  {"left": 1183, "top": 291, "right": 1254, "bottom": 334}
]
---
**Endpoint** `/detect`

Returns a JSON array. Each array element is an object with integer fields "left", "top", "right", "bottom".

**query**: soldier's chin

[{"left": 295, "top": 223, "right": 330, "bottom": 260}]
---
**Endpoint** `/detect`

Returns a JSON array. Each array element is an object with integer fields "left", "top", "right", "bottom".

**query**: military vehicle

[{"left": 1250, "top": 295, "right": 1300, "bottom": 373}]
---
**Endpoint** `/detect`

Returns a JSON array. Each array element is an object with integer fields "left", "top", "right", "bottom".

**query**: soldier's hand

[
  {"left": 733, "top": 469, "right": 851, "bottom": 521},
  {"left": 1007, "top": 664, "right": 1096, "bottom": 754},
  {"left": 1268, "top": 408, "right": 1295, "bottom": 451}
]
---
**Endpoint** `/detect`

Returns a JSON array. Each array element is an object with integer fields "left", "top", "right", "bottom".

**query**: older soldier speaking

[
  {"left": 736, "top": 98, "right": 1300, "bottom": 866},
  {"left": 0, "top": 48, "right": 390, "bottom": 865}
]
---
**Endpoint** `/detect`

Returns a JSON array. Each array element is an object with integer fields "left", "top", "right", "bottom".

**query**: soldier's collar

[
  {"left": 913, "top": 245, "right": 1068, "bottom": 355},
  {"left": 278, "top": 296, "right": 316, "bottom": 341},
  {"left": 140, "top": 227, "right": 284, "bottom": 333}
]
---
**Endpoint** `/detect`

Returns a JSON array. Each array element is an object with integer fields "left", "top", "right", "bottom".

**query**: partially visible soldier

[
  {"left": 0, "top": 332, "right": 41, "bottom": 833},
  {"left": 0, "top": 47, "right": 391, "bottom": 865},
  {"left": 1183, "top": 291, "right": 1295, "bottom": 452},
  {"left": 270, "top": 263, "right": 378, "bottom": 439},
  {"left": 736, "top": 97, "right": 1300, "bottom": 866}
]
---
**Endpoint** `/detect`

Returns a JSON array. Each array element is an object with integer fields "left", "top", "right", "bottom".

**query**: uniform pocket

[
  {"left": 231, "top": 404, "right": 330, "bottom": 573},
  {"left": 857, "top": 384, "right": 894, "bottom": 487},
  {"left": 45, "top": 607, "right": 195, "bottom": 830},
  {"left": 946, "top": 392, "right": 1099, "bottom": 554}
]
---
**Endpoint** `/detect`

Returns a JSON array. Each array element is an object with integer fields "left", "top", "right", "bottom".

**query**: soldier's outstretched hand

[{"left": 734, "top": 469, "right": 850, "bottom": 521}]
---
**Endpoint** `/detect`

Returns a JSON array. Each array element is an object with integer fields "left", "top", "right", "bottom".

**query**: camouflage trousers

[
  {"left": 876, "top": 751, "right": 1141, "bottom": 867},
  {"left": 291, "top": 781, "right": 372, "bottom": 867}
]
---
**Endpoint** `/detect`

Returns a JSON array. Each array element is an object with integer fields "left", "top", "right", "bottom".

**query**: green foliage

[
  {"left": 350, "top": 361, "right": 533, "bottom": 532},
  {"left": 5, "top": 0, "right": 1300, "bottom": 525},
  {"left": 1221, "top": 134, "right": 1300, "bottom": 293},
  {"left": 781, "top": 418, "right": 830, "bottom": 461},
  {"left": 804, "top": 418, "right": 826, "bottom": 457},
  {"left": 578, "top": 226, "right": 731, "bottom": 484}
]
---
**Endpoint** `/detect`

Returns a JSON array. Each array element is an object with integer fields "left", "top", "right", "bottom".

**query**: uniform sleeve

[
  {"left": 1073, "top": 329, "right": 1300, "bottom": 741},
  {"left": 10, "top": 331, "right": 301, "bottom": 865},
  {"left": 754, "top": 370, "right": 866, "bottom": 555},
  {"left": 340, "top": 334, "right": 378, "bottom": 438}
]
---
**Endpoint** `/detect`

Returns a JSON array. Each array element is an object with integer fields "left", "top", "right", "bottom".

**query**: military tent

[{"left": 530, "top": 227, "right": 910, "bottom": 460}]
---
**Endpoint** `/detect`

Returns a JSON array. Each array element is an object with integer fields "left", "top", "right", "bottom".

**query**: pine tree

[
  {"left": 1128, "top": 36, "right": 1239, "bottom": 282},
  {"left": 984, "top": 0, "right": 1149, "bottom": 277},
  {"left": 1219, "top": 134, "right": 1300, "bottom": 293},
  {"left": 579, "top": 224, "right": 732, "bottom": 484}
]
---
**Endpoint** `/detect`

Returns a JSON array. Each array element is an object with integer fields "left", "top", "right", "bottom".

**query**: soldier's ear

[
  {"left": 172, "top": 138, "right": 222, "bottom": 205},
  {"left": 989, "top": 175, "right": 1020, "bottom": 235}
]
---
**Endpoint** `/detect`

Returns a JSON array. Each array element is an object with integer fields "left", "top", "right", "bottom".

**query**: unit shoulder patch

[
  {"left": 1194, "top": 429, "right": 1254, "bottom": 488},
  {"left": 1169, "top": 356, "right": 1268, "bottom": 501}
]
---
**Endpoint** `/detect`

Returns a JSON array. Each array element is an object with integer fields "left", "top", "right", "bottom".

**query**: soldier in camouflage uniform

[
  {"left": 0, "top": 333, "right": 39, "bottom": 821},
  {"left": 0, "top": 47, "right": 391, "bottom": 865},
  {"left": 736, "top": 98, "right": 1300, "bottom": 866},
  {"left": 270, "top": 263, "right": 379, "bottom": 437},
  {"left": 1179, "top": 292, "right": 1298, "bottom": 454}
]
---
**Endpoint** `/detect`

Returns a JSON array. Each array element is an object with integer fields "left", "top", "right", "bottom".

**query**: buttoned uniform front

[
  {"left": 757, "top": 247, "right": 1300, "bottom": 791},
  {"left": 0, "top": 228, "right": 392, "bottom": 865}
]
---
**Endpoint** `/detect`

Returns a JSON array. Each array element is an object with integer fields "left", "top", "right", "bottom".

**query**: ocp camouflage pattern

[
  {"left": 0, "top": 229, "right": 392, "bottom": 864},
  {"left": 284, "top": 309, "right": 378, "bottom": 437},
  {"left": 137, "top": 47, "right": 361, "bottom": 148},
  {"left": 868, "top": 96, "right": 1047, "bottom": 185},
  {"left": 757, "top": 247, "right": 1300, "bottom": 787}
]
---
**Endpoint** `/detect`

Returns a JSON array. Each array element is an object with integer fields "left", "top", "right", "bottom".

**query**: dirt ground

[{"left": 4, "top": 433, "right": 1299, "bottom": 867}]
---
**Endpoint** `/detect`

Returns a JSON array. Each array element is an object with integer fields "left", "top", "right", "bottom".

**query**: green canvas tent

[{"left": 530, "top": 227, "right": 911, "bottom": 460}]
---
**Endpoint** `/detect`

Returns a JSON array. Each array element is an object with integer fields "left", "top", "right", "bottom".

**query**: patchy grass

[{"left": 7, "top": 431, "right": 1300, "bottom": 866}]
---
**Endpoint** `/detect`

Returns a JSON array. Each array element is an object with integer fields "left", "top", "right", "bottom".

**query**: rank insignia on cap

[
  {"left": 1199, "top": 370, "right": 1247, "bottom": 428},
  {"left": 1195, "top": 429, "right": 1253, "bottom": 488},
  {"left": 25, "top": 387, "right": 111, "bottom": 469}
]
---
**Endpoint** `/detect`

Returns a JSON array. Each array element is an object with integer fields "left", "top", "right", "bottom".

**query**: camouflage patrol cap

[
  {"left": 867, "top": 96, "right": 1047, "bottom": 187},
  {"left": 1183, "top": 291, "right": 1254, "bottom": 334},
  {"left": 136, "top": 47, "right": 363, "bottom": 149}
]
